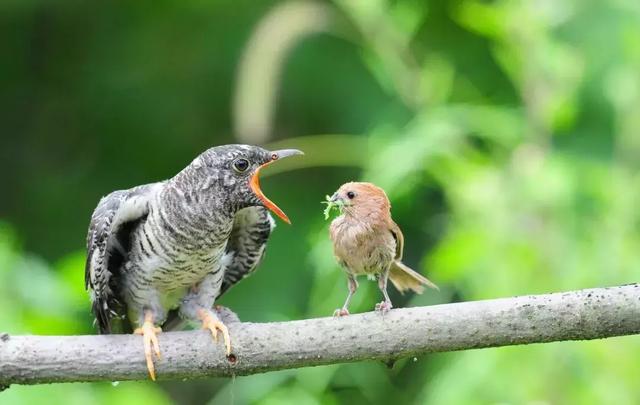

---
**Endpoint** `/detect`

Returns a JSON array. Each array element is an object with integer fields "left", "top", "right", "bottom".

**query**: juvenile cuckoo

[{"left": 85, "top": 144, "right": 302, "bottom": 380}]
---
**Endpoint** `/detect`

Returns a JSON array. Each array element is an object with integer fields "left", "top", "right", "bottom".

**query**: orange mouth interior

[{"left": 249, "top": 160, "right": 291, "bottom": 224}]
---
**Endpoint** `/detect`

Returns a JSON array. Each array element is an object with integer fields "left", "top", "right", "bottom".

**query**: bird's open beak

[{"left": 249, "top": 149, "right": 304, "bottom": 224}]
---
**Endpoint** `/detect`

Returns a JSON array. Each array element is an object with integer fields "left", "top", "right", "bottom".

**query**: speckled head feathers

[{"left": 173, "top": 144, "right": 303, "bottom": 223}]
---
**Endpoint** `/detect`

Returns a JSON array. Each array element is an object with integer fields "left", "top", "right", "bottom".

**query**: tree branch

[{"left": 2, "top": 284, "right": 639, "bottom": 387}]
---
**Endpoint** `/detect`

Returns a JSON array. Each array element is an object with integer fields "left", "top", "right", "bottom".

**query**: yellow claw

[
  {"left": 134, "top": 311, "right": 162, "bottom": 381},
  {"left": 198, "top": 309, "right": 231, "bottom": 356}
]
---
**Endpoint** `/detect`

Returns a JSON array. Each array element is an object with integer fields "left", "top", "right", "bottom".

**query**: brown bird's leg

[
  {"left": 334, "top": 274, "right": 358, "bottom": 317},
  {"left": 374, "top": 267, "right": 393, "bottom": 314},
  {"left": 133, "top": 310, "right": 162, "bottom": 381}
]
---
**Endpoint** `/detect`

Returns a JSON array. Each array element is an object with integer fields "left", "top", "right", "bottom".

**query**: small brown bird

[{"left": 328, "top": 182, "right": 437, "bottom": 316}]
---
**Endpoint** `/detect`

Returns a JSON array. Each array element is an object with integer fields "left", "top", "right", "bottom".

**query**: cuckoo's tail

[{"left": 389, "top": 260, "right": 438, "bottom": 294}]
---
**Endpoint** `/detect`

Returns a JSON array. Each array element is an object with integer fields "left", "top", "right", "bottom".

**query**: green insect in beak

[{"left": 321, "top": 194, "right": 349, "bottom": 220}]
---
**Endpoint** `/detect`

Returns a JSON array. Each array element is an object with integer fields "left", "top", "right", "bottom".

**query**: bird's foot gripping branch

[{"left": 1, "top": 284, "right": 639, "bottom": 386}]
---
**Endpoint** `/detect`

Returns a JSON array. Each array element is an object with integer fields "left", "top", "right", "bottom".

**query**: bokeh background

[{"left": 2, "top": 0, "right": 640, "bottom": 403}]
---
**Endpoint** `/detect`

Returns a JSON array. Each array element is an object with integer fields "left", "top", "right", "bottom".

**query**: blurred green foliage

[{"left": 2, "top": 0, "right": 640, "bottom": 404}]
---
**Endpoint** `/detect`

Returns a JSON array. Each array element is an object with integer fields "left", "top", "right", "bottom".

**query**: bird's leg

[
  {"left": 334, "top": 274, "right": 358, "bottom": 317},
  {"left": 180, "top": 268, "right": 231, "bottom": 355},
  {"left": 198, "top": 308, "right": 231, "bottom": 355},
  {"left": 133, "top": 310, "right": 162, "bottom": 381},
  {"left": 374, "top": 267, "right": 393, "bottom": 314}
]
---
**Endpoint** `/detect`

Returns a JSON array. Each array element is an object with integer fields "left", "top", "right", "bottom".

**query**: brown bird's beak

[{"left": 249, "top": 149, "right": 304, "bottom": 224}]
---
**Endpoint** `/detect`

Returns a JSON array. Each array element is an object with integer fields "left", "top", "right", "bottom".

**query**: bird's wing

[
  {"left": 389, "top": 221, "right": 405, "bottom": 261},
  {"left": 217, "top": 206, "right": 274, "bottom": 298},
  {"left": 85, "top": 183, "right": 162, "bottom": 333}
]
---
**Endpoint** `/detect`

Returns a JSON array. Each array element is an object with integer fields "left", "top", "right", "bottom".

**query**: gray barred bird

[{"left": 85, "top": 144, "right": 302, "bottom": 380}]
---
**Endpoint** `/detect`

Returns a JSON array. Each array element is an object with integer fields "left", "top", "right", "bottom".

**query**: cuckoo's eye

[
  {"left": 346, "top": 191, "right": 356, "bottom": 199},
  {"left": 233, "top": 158, "right": 250, "bottom": 173}
]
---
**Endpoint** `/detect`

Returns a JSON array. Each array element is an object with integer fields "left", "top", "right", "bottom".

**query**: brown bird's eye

[
  {"left": 233, "top": 158, "right": 250, "bottom": 173},
  {"left": 346, "top": 191, "right": 356, "bottom": 199}
]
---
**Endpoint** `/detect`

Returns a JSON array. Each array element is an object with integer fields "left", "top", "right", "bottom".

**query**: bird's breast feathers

[
  {"left": 330, "top": 216, "right": 395, "bottom": 275},
  {"left": 129, "top": 220, "right": 229, "bottom": 291}
]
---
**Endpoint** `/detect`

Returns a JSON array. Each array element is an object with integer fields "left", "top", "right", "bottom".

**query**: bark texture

[{"left": 1, "top": 284, "right": 639, "bottom": 387}]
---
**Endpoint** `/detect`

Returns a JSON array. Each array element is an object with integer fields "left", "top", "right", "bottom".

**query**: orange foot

[
  {"left": 133, "top": 311, "right": 162, "bottom": 381},
  {"left": 198, "top": 309, "right": 231, "bottom": 355}
]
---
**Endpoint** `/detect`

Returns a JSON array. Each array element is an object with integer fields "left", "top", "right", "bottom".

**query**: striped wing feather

[
  {"left": 218, "top": 206, "right": 274, "bottom": 297},
  {"left": 85, "top": 183, "right": 161, "bottom": 333}
]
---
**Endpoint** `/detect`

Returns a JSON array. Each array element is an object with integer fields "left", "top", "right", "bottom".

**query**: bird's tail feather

[
  {"left": 162, "top": 308, "right": 187, "bottom": 331},
  {"left": 389, "top": 260, "right": 438, "bottom": 294}
]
